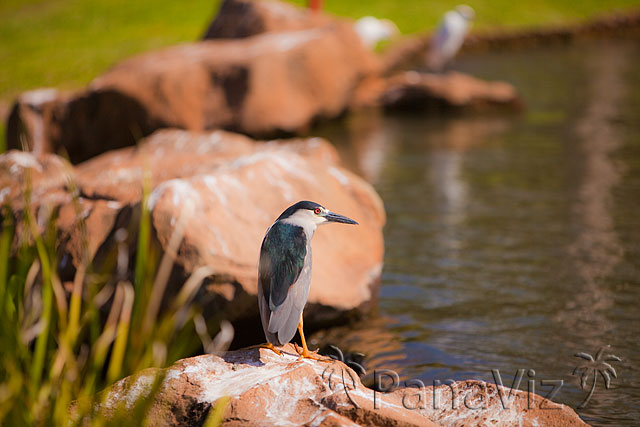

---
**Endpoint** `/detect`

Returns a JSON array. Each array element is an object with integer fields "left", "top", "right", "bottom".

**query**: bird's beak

[{"left": 325, "top": 211, "right": 358, "bottom": 225}]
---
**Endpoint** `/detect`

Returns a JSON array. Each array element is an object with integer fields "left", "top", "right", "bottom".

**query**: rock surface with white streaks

[{"left": 100, "top": 344, "right": 588, "bottom": 426}]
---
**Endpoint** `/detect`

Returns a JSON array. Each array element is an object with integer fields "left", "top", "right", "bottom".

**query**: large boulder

[
  {"left": 5, "top": 0, "right": 527, "bottom": 164},
  {"left": 98, "top": 344, "right": 588, "bottom": 426},
  {"left": 7, "top": 20, "right": 377, "bottom": 164},
  {"left": 1, "top": 129, "right": 385, "bottom": 332}
]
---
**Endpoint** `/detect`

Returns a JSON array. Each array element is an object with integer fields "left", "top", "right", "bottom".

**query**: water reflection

[
  {"left": 560, "top": 41, "right": 626, "bottom": 334},
  {"left": 310, "top": 316, "right": 408, "bottom": 385},
  {"left": 425, "top": 117, "right": 512, "bottom": 255},
  {"left": 559, "top": 42, "right": 629, "bottom": 424},
  {"left": 318, "top": 112, "right": 515, "bottom": 380},
  {"left": 428, "top": 149, "right": 467, "bottom": 251},
  {"left": 310, "top": 37, "right": 640, "bottom": 427},
  {"left": 329, "top": 110, "right": 395, "bottom": 184}
]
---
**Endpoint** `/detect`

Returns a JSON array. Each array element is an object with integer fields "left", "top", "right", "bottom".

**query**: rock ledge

[{"left": 101, "top": 344, "right": 588, "bottom": 426}]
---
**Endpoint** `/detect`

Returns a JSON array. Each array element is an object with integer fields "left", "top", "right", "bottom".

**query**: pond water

[{"left": 308, "top": 36, "right": 640, "bottom": 426}]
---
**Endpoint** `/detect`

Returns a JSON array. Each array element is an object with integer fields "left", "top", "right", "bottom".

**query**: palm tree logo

[{"left": 573, "top": 345, "right": 621, "bottom": 408}]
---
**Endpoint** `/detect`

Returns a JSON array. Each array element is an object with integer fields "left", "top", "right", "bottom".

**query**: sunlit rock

[
  {"left": 7, "top": 21, "right": 377, "bottom": 164},
  {"left": 353, "top": 71, "right": 522, "bottom": 112},
  {"left": 98, "top": 344, "right": 588, "bottom": 426},
  {"left": 1, "top": 129, "right": 385, "bottom": 332}
]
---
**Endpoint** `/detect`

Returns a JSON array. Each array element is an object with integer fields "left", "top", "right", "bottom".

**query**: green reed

[{"left": 0, "top": 168, "right": 224, "bottom": 425}]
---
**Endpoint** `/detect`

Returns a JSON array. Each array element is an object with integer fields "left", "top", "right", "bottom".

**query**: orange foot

[
  {"left": 247, "top": 342, "right": 282, "bottom": 356},
  {"left": 294, "top": 343, "right": 331, "bottom": 362}
]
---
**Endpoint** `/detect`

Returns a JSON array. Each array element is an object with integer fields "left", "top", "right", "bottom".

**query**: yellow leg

[{"left": 294, "top": 314, "right": 324, "bottom": 360}]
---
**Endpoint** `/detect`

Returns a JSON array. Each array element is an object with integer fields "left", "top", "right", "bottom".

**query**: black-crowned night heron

[
  {"left": 427, "top": 5, "right": 475, "bottom": 72},
  {"left": 258, "top": 201, "right": 358, "bottom": 359}
]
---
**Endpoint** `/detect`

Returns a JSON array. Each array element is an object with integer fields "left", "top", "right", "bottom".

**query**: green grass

[
  {"left": 0, "top": 0, "right": 638, "bottom": 148},
  {"left": 1, "top": 0, "right": 639, "bottom": 108},
  {"left": 0, "top": 0, "right": 218, "bottom": 103}
]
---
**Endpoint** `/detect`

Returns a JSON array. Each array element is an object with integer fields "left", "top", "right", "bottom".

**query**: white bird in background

[
  {"left": 427, "top": 5, "right": 475, "bottom": 72},
  {"left": 355, "top": 16, "right": 400, "bottom": 50}
]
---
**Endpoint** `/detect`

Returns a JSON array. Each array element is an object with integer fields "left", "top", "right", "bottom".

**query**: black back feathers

[{"left": 259, "top": 222, "right": 307, "bottom": 309}]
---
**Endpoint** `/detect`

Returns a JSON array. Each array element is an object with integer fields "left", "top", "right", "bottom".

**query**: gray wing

[{"left": 258, "top": 223, "right": 311, "bottom": 345}]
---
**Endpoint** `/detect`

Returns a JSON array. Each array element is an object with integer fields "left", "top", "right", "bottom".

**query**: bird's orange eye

[{"left": 314, "top": 208, "right": 321, "bottom": 215}]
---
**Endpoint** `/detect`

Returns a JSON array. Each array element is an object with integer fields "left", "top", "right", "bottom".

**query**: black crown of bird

[{"left": 256, "top": 201, "right": 358, "bottom": 360}]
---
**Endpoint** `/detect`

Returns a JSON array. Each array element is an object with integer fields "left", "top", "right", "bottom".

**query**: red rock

[
  {"left": 370, "top": 71, "right": 522, "bottom": 112},
  {"left": 0, "top": 150, "right": 125, "bottom": 271},
  {"left": 56, "top": 198, "right": 125, "bottom": 270},
  {"left": 411, "top": 380, "right": 588, "bottom": 426},
  {"left": 100, "top": 344, "right": 438, "bottom": 426},
  {"left": 98, "top": 345, "right": 588, "bottom": 426},
  {"left": 0, "top": 150, "right": 71, "bottom": 207},
  {"left": 138, "top": 130, "right": 385, "bottom": 323},
  {"left": 74, "top": 130, "right": 259, "bottom": 204},
  {"left": 7, "top": 21, "right": 377, "bottom": 163}
]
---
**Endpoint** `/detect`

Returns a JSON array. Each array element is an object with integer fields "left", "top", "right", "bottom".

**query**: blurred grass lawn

[{"left": 1, "top": 0, "right": 639, "bottom": 139}]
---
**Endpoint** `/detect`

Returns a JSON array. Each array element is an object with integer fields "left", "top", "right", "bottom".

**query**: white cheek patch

[
  {"left": 314, "top": 215, "right": 328, "bottom": 225},
  {"left": 282, "top": 209, "right": 326, "bottom": 227}
]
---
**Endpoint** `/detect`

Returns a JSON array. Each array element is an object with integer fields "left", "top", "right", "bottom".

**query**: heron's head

[
  {"left": 455, "top": 5, "right": 475, "bottom": 21},
  {"left": 277, "top": 201, "right": 358, "bottom": 228}
]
